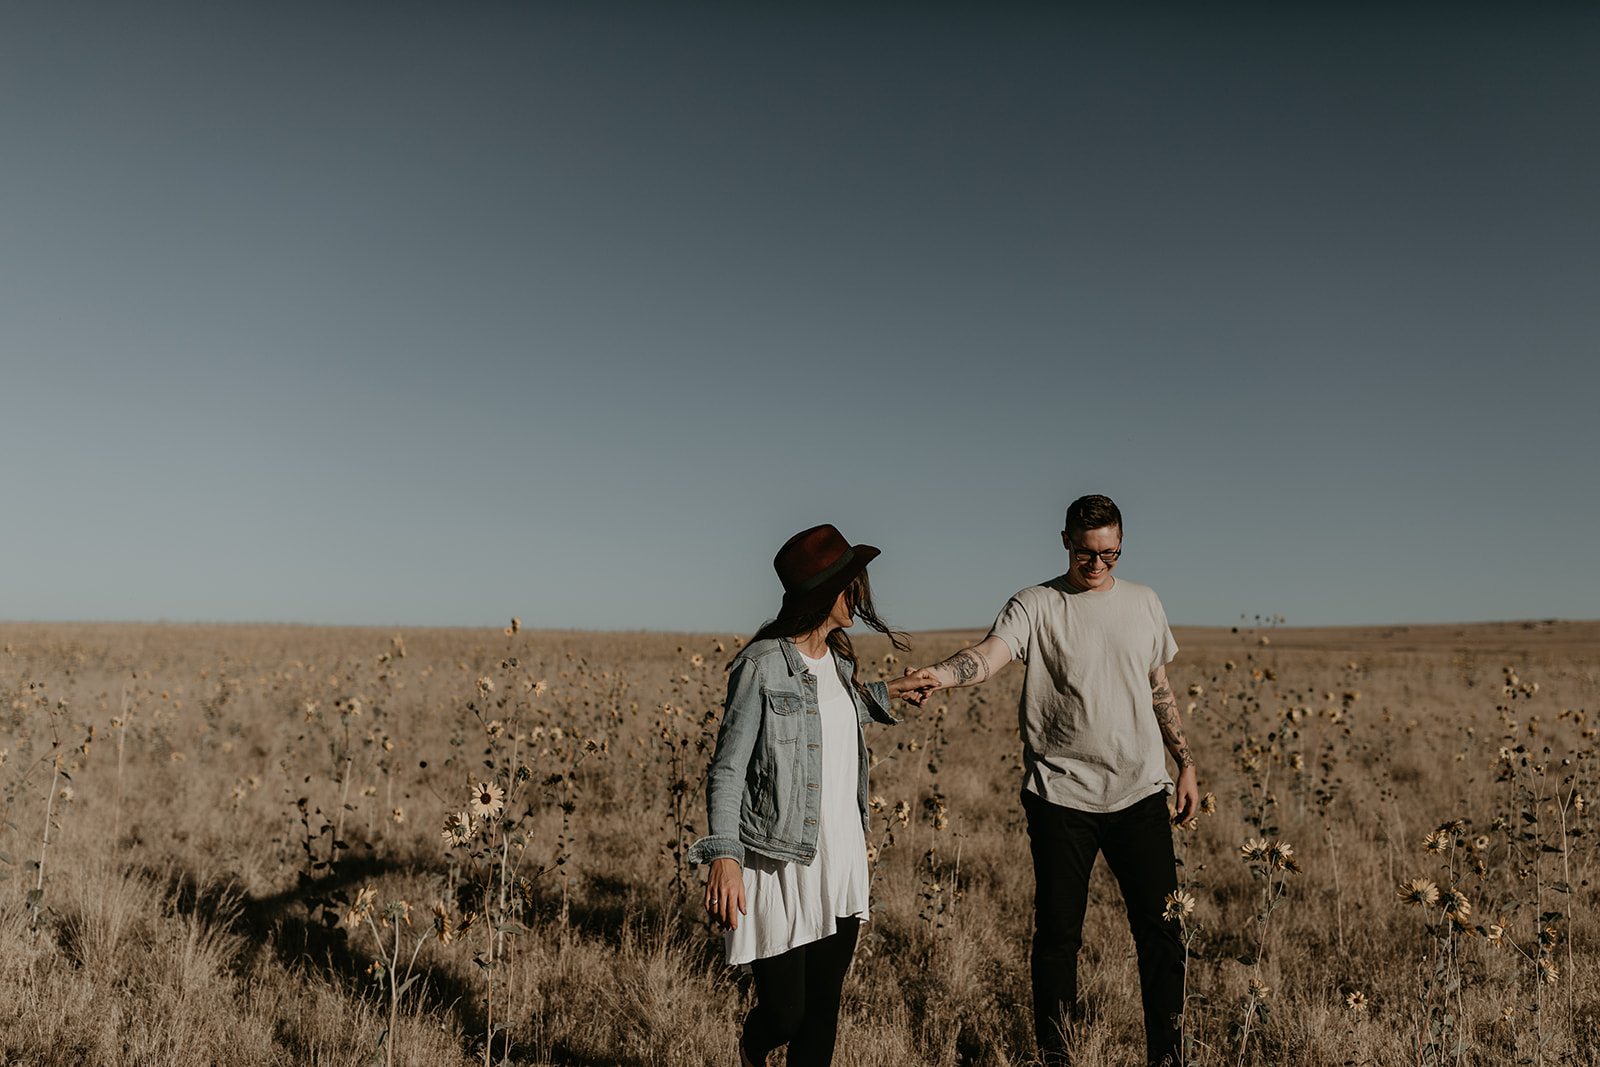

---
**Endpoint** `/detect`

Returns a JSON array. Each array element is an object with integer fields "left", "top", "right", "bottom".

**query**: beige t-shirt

[{"left": 988, "top": 575, "right": 1179, "bottom": 812}]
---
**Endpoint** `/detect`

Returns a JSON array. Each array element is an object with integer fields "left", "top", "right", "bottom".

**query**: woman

[{"left": 686, "top": 524, "right": 930, "bottom": 1067}]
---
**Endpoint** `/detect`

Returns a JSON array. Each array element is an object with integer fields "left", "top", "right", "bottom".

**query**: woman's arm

[{"left": 686, "top": 656, "right": 764, "bottom": 928}]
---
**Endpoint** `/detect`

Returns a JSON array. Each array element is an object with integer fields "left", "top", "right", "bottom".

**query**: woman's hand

[
  {"left": 705, "top": 857, "right": 746, "bottom": 930},
  {"left": 888, "top": 668, "right": 940, "bottom": 706}
]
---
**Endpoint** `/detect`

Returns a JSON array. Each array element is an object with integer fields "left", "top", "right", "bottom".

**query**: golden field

[{"left": 0, "top": 618, "right": 1594, "bottom": 1066}]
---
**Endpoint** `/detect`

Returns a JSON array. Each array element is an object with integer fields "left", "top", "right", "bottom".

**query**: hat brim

[{"left": 777, "top": 543, "right": 880, "bottom": 619}]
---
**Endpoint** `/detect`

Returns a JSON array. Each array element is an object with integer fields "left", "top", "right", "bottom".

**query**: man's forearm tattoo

[
  {"left": 941, "top": 648, "right": 990, "bottom": 686},
  {"left": 1150, "top": 674, "right": 1195, "bottom": 769}
]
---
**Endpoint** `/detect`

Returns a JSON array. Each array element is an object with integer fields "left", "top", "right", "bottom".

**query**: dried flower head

[
  {"left": 1397, "top": 878, "right": 1440, "bottom": 907},
  {"left": 476, "top": 677, "right": 495, "bottom": 695},
  {"left": 442, "top": 810, "right": 475, "bottom": 846},
  {"left": 1486, "top": 921, "right": 1507, "bottom": 945},
  {"left": 1163, "top": 889, "right": 1196, "bottom": 922},
  {"left": 1240, "top": 837, "right": 1271, "bottom": 863},
  {"left": 1199, "top": 792, "right": 1217, "bottom": 816},
  {"left": 1345, "top": 990, "right": 1369, "bottom": 1013},
  {"left": 1538, "top": 960, "right": 1559, "bottom": 986},
  {"left": 1441, "top": 890, "right": 1471, "bottom": 922},
  {"left": 1423, "top": 829, "right": 1450, "bottom": 854},
  {"left": 1267, "top": 840, "right": 1298, "bottom": 871},
  {"left": 1538, "top": 926, "right": 1559, "bottom": 950},
  {"left": 1248, "top": 978, "right": 1271, "bottom": 1000},
  {"left": 432, "top": 901, "right": 454, "bottom": 945},
  {"left": 343, "top": 885, "right": 378, "bottom": 930}
]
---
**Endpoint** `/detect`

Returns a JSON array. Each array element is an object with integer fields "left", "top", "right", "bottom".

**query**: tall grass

[{"left": 0, "top": 620, "right": 1594, "bottom": 1065}]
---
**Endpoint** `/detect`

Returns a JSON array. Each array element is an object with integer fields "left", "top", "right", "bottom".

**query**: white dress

[{"left": 725, "top": 648, "right": 871, "bottom": 965}]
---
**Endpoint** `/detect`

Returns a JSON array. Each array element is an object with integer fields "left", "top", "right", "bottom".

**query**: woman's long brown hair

[{"left": 738, "top": 570, "right": 911, "bottom": 699}]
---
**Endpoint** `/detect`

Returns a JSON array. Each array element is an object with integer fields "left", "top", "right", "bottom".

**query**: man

[{"left": 907, "top": 494, "right": 1196, "bottom": 1067}]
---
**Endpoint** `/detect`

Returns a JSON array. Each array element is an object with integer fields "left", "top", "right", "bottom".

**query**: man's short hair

[{"left": 1064, "top": 494, "right": 1122, "bottom": 541}]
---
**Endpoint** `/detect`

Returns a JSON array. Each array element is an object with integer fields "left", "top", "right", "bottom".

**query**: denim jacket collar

[
  {"left": 777, "top": 636, "right": 809, "bottom": 678},
  {"left": 778, "top": 636, "right": 857, "bottom": 686}
]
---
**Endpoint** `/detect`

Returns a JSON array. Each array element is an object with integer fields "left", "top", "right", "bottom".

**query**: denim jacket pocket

[{"left": 762, "top": 688, "right": 804, "bottom": 743}]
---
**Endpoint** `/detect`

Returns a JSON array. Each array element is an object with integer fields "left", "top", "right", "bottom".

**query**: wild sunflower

[
  {"left": 344, "top": 885, "right": 378, "bottom": 930},
  {"left": 1162, "top": 889, "right": 1196, "bottom": 922},
  {"left": 1441, "top": 890, "right": 1471, "bottom": 922},
  {"left": 468, "top": 780, "right": 505, "bottom": 819},
  {"left": 1345, "top": 990, "right": 1368, "bottom": 1013},
  {"left": 442, "top": 810, "right": 475, "bottom": 846},
  {"left": 1240, "top": 837, "right": 1270, "bottom": 863},
  {"left": 1397, "top": 878, "right": 1439, "bottom": 907}
]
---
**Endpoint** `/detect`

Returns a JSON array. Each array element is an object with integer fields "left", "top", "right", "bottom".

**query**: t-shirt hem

[
  {"left": 724, "top": 905, "right": 871, "bottom": 966},
  {"left": 1021, "top": 777, "right": 1172, "bottom": 814}
]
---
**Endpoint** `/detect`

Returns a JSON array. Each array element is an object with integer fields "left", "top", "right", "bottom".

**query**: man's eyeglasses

[{"left": 1071, "top": 546, "right": 1121, "bottom": 566}]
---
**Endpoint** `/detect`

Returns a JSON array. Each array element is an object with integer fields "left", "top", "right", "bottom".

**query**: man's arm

[
  {"left": 1150, "top": 663, "right": 1199, "bottom": 823},
  {"left": 904, "top": 635, "right": 1013, "bottom": 701}
]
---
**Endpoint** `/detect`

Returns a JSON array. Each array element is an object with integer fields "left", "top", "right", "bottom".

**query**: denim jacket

[{"left": 684, "top": 637, "right": 899, "bottom": 868}]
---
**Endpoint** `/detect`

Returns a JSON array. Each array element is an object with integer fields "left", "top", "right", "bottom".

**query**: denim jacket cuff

[
  {"left": 863, "top": 680, "right": 900, "bottom": 725},
  {"left": 685, "top": 834, "right": 744, "bottom": 867}
]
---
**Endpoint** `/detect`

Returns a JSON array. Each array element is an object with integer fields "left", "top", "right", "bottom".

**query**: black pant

[
  {"left": 1024, "top": 789, "right": 1184, "bottom": 1067},
  {"left": 743, "top": 917, "right": 860, "bottom": 1067}
]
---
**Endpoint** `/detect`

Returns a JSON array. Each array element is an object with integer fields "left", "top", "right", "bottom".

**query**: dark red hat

[{"left": 774, "top": 524, "right": 880, "bottom": 619}]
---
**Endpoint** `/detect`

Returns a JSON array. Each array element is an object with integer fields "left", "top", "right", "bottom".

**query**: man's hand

[
  {"left": 704, "top": 857, "right": 746, "bottom": 930},
  {"left": 1172, "top": 763, "right": 1199, "bottom": 825},
  {"left": 891, "top": 667, "right": 941, "bottom": 707}
]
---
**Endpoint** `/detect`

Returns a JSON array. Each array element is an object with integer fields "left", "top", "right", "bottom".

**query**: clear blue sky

[{"left": 3, "top": 2, "right": 1596, "bottom": 632}]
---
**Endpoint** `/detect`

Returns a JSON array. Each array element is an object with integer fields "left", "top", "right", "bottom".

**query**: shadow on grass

[{"left": 124, "top": 849, "right": 722, "bottom": 1066}]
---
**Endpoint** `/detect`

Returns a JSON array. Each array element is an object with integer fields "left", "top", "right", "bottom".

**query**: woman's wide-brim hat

[{"left": 774, "top": 524, "right": 880, "bottom": 620}]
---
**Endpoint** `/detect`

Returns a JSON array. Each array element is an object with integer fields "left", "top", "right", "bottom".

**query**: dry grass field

[{"left": 0, "top": 618, "right": 1595, "bottom": 1066}]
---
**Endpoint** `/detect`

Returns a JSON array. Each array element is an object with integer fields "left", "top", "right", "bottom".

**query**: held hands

[
  {"left": 704, "top": 857, "right": 746, "bottom": 930},
  {"left": 889, "top": 667, "right": 942, "bottom": 707}
]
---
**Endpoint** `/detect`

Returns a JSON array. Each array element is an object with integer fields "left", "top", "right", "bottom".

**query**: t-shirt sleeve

[
  {"left": 1151, "top": 594, "right": 1179, "bottom": 669},
  {"left": 987, "top": 594, "right": 1033, "bottom": 663}
]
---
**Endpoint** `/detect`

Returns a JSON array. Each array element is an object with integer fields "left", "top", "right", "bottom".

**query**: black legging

[{"left": 743, "top": 917, "right": 861, "bottom": 1067}]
